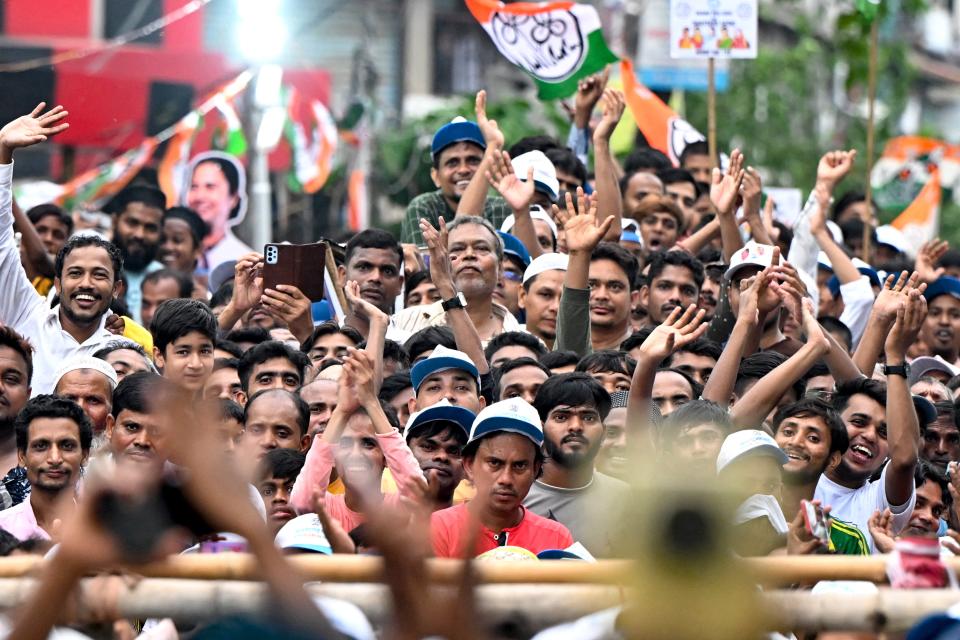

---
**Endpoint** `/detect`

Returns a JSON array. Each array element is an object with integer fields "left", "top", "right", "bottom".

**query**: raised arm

[
  {"left": 553, "top": 189, "right": 613, "bottom": 356},
  {"left": 420, "top": 216, "right": 489, "bottom": 374},
  {"left": 484, "top": 150, "right": 541, "bottom": 258},
  {"left": 456, "top": 90, "right": 504, "bottom": 217},
  {"left": 343, "top": 279, "right": 388, "bottom": 386},
  {"left": 592, "top": 89, "right": 624, "bottom": 242},
  {"left": 217, "top": 252, "right": 265, "bottom": 331},
  {"left": 883, "top": 289, "right": 925, "bottom": 507},
  {"left": 730, "top": 298, "right": 830, "bottom": 429},
  {"left": 711, "top": 149, "right": 746, "bottom": 262},
  {"left": 740, "top": 167, "right": 774, "bottom": 246},
  {"left": 0, "top": 103, "right": 70, "bottom": 328},
  {"left": 852, "top": 272, "right": 921, "bottom": 376},
  {"left": 627, "top": 305, "right": 708, "bottom": 439}
]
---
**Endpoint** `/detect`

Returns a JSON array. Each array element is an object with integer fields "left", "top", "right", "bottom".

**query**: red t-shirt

[{"left": 431, "top": 503, "right": 574, "bottom": 558}]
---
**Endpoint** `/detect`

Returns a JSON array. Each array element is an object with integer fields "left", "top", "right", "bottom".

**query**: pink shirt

[
  {"left": 0, "top": 496, "right": 50, "bottom": 541},
  {"left": 290, "top": 429, "right": 425, "bottom": 533}
]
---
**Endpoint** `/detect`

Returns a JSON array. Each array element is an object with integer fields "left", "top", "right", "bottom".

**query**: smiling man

[
  {"left": 0, "top": 395, "right": 91, "bottom": 541},
  {"left": 772, "top": 398, "right": 869, "bottom": 555},
  {"left": 526, "top": 373, "right": 628, "bottom": 558},
  {"left": 920, "top": 277, "right": 960, "bottom": 365},
  {"left": 401, "top": 118, "right": 510, "bottom": 245},
  {"left": 0, "top": 105, "right": 131, "bottom": 395}
]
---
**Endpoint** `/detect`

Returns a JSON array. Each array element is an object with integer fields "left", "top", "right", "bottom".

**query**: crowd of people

[{"left": 1, "top": 71, "right": 960, "bottom": 638}]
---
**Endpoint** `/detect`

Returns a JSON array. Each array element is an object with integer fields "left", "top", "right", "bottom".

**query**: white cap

[
  {"left": 724, "top": 241, "right": 779, "bottom": 280},
  {"left": 275, "top": 514, "right": 332, "bottom": 554},
  {"left": 825, "top": 220, "right": 844, "bottom": 246},
  {"left": 500, "top": 205, "right": 558, "bottom": 239},
  {"left": 523, "top": 252, "right": 568, "bottom": 284},
  {"left": 52, "top": 356, "right": 119, "bottom": 391},
  {"left": 467, "top": 398, "right": 544, "bottom": 448},
  {"left": 876, "top": 224, "right": 910, "bottom": 256},
  {"left": 410, "top": 344, "right": 481, "bottom": 393},
  {"left": 817, "top": 251, "right": 833, "bottom": 271},
  {"left": 621, "top": 217, "right": 640, "bottom": 231},
  {"left": 716, "top": 429, "right": 789, "bottom": 474},
  {"left": 511, "top": 150, "right": 559, "bottom": 200}
]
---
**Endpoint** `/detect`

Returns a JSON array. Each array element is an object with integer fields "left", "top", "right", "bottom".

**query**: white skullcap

[
  {"left": 500, "top": 205, "right": 558, "bottom": 239},
  {"left": 522, "top": 252, "right": 569, "bottom": 284},
  {"left": 53, "top": 356, "right": 119, "bottom": 391}
]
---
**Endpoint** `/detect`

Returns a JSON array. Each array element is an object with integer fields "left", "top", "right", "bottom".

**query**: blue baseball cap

[
  {"left": 827, "top": 262, "right": 882, "bottom": 298},
  {"left": 467, "top": 398, "right": 543, "bottom": 449},
  {"left": 410, "top": 345, "right": 481, "bottom": 394},
  {"left": 405, "top": 399, "right": 476, "bottom": 442},
  {"left": 913, "top": 395, "right": 937, "bottom": 430},
  {"left": 431, "top": 117, "right": 485, "bottom": 160},
  {"left": 924, "top": 276, "right": 960, "bottom": 304},
  {"left": 497, "top": 231, "right": 531, "bottom": 268}
]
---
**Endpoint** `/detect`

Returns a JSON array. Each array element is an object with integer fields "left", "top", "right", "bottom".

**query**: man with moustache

[
  {"left": 404, "top": 400, "right": 473, "bottom": 511},
  {"left": 0, "top": 103, "right": 126, "bottom": 394},
  {"left": 0, "top": 327, "right": 33, "bottom": 509},
  {"left": 52, "top": 356, "right": 118, "bottom": 434},
  {"left": 104, "top": 372, "right": 174, "bottom": 472},
  {"left": 525, "top": 373, "right": 629, "bottom": 557},
  {"left": 870, "top": 461, "right": 951, "bottom": 552},
  {"left": 639, "top": 251, "right": 703, "bottom": 327},
  {"left": 0, "top": 395, "right": 92, "bottom": 541},
  {"left": 919, "top": 277, "right": 960, "bottom": 365},
  {"left": 109, "top": 185, "right": 166, "bottom": 324},
  {"left": 338, "top": 229, "right": 405, "bottom": 341}
]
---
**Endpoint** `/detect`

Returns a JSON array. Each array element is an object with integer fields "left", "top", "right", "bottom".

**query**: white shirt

[
  {"left": 814, "top": 463, "right": 916, "bottom": 554},
  {"left": 203, "top": 228, "right": 253, "bottom": 272},
  {"left": 0, "top": 162, "right": 117, "bottom": 395}
]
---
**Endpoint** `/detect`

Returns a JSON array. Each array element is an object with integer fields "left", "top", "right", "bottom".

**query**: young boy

[{"left": 151, "top": 298, "right": 217, "bottom": 394}]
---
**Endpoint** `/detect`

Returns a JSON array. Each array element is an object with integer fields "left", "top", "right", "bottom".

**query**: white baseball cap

[
  {"left": 523, "top": 252, "right": 569, "bottom": 284},
  {"left": 410, "top": 344, "right": 481, "bottom": 393},
  {"left": 876, "top": 224, "right": 910, "bottom": 256},
  {"left": 275, "top": 514, "right": 332, "bottom": 554},
  {"left": 716, "top": 429, "right": 789, "bottom": 474},
  {"left": 511, "top": 151, "right": 559, "bottom": 201},
  {"left": 724, "top": 241, "right": 779, "bottom": 281},
  {"left": 467, "top": 398, "right": 544, "bottom": 448},
  {"left": 53, "top": 355, "right": 119, "bottom": 391}
]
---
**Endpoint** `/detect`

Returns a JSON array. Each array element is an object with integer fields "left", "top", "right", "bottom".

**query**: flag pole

[
  {"left": 707, "top": 57, "right": 717, "bottom": 170},
  {"left": 862, "top": 19, "right": 879, "bottom": 263}
]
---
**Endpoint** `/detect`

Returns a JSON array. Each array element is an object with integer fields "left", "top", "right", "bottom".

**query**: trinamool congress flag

[{"left": 465, "top": 0, "right": 619, "bottom": 100}]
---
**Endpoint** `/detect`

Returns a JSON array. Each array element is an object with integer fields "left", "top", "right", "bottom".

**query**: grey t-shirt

[{"left": 523, "top": 472, "right": 631, "bottom": 558}]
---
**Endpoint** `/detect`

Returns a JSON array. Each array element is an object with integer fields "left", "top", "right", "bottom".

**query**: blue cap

[
  {"left": 924, "top": 276, "right": 960, "bottom": 303},
  {"left": 913, "top": 395, "right": 937, "bottom": 429},
  {"left": 405, "top": 399, "right": 476, "bottom": 441},
  {"left": 827, "top": 267, "right": 882, "bottom": 298},
  {"left": 311, "top": 300, "right": 334, "bottom": 324},
  {"left": 431, "top": 117, "right": 485, "bottom": 160},
  {"left": 621, "top": 230, "right": 641, "bottom": 244},
  {"left": 467, "top": 398, "right": 543, "bottom": 448},
  {"left": 410, "top": 345, "right": 481, "bottom": 394},
  {"left": 497, "top": 231, "right": 531, "bottom": 268}
]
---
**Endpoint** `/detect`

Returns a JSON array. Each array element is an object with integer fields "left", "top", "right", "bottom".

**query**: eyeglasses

[{"left": 503, "top": 270, "right": 523, "bottom": 283}]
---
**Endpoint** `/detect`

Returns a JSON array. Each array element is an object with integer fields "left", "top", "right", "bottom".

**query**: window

[{"left": 104, "top": 0, "right": 164, "bottom": 44}]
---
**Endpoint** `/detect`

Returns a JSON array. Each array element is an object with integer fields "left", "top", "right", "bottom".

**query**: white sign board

[
  {"left": 669, "top": 0, "right": 758, "bottom": 59},
  {"left": 765, "top": 188, "right": 804, "bottom": 229}
]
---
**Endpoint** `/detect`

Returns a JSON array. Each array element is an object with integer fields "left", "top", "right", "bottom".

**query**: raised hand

[
  {"left": 915, "top": 239, "right": 948, "bottom": 283},
  {"left": 741, "top": 167, "right": 762, "bottom": 216},
  {"left": 343, "top": 279, "right": 388, "bottom": 325},
  {"left": 342, "top": 347, "right": 378, "bottom": 406},
  {"left": 801, "top": 298, "right": 831, "bottom": 354},
  {"left": 710, "top": 149, "right": 745, "bottom": 216},
  {"left": 816, "top": 149, "right": 857, "bottom": 193},
  {"left": 592, "top": 88, "right": 625, "bottom": 143},
  {"left": 474, "top": 90, "right": 504, "bottom": 149},
  {"left": 0, "top": 103, "right": 69, "bottom": 155},
  {"left": 261, "top": 284, "right": 313, "bottom": 342},
  {"left": 552, "top": 187, "right": 613, "bottom": 255},
  {"left": 885, "top": 288, "right": 928, "bottom": 361},
  {"left": 872, "top": 271, "right": 921, "bottom": 321},
  {"left": 419, "top": 217, "right": 457, "bottom": 298},
  {"left": 867, "top": 509, "right": 896, "bottom": 554},
  {"left": 485, "top": 149, "right": 535, "bottom": 213},
  {"left": 573, "top": 67, "right": 610, "bottom": 129},
  {"left": 636, "top": 304, "right": 708, "bottom": 364},
  {"left": 231, "top": 252, "right": 265, "bottom": 312},
  {"left": 786, "top": 502, "right": 831, "bottom": 556}
]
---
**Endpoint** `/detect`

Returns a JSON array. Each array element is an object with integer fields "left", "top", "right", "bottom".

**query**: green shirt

[
  {"left": 829, "top": 516, "right": 870, "bottom": 555},
  {"left": 401, "top": 189, "right": 512, "bottom": 245}
]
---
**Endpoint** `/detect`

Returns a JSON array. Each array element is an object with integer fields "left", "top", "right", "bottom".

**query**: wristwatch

[
  {"left": 441, "top": 292, "right": 468, "bottom": 311},
  {"left": 883, "top": 362, "right": 910, "bottom": 378}
]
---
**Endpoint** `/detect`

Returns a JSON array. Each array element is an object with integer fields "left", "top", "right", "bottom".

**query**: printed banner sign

[{"left": 670, "top": 0, "right": 758, "bottom": 59}]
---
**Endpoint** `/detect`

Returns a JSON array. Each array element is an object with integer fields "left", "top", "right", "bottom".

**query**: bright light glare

[
  {"left": 236, "top": 0, "right": 287, "bottom": 62},
  {"left": 256, "top": 106, "right": 286, "bottom": 151}
]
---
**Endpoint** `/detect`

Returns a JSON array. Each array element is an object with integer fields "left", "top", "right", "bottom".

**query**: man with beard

[
  {"left": 395, "top": 216, "right": 521, "bottom": 343},
  {"left": 404, "top": 399, "right": 473, "bottom": 511},
  {"left": 922, "top": 402, "right": 960, "bottom": 473},
  {"left": 0, "top": 395, "right": 91, "bottom": 541},
  {"left": 526, "top": 373, "right": 628, "bottom": 557},
  {"left": 338, "top": 229, "right": 405, "bottom": 341},
  {"left": 772, "top": 398, "right": 870, "bottom": 555},
  {"left": 110, "top": 185, "right": 166, "bottom": 324},
  {"left": 919, "top": 277, "right": 960, "bottom": 365},
  {"left": 639, "top": 251, "right": 703, "bottom": 327},
  {"left": 0, "top": 104, "right": 126, "bottom": 394},
  {"left": 0, "top": 327, "right": 33, "bottom": 509}
]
